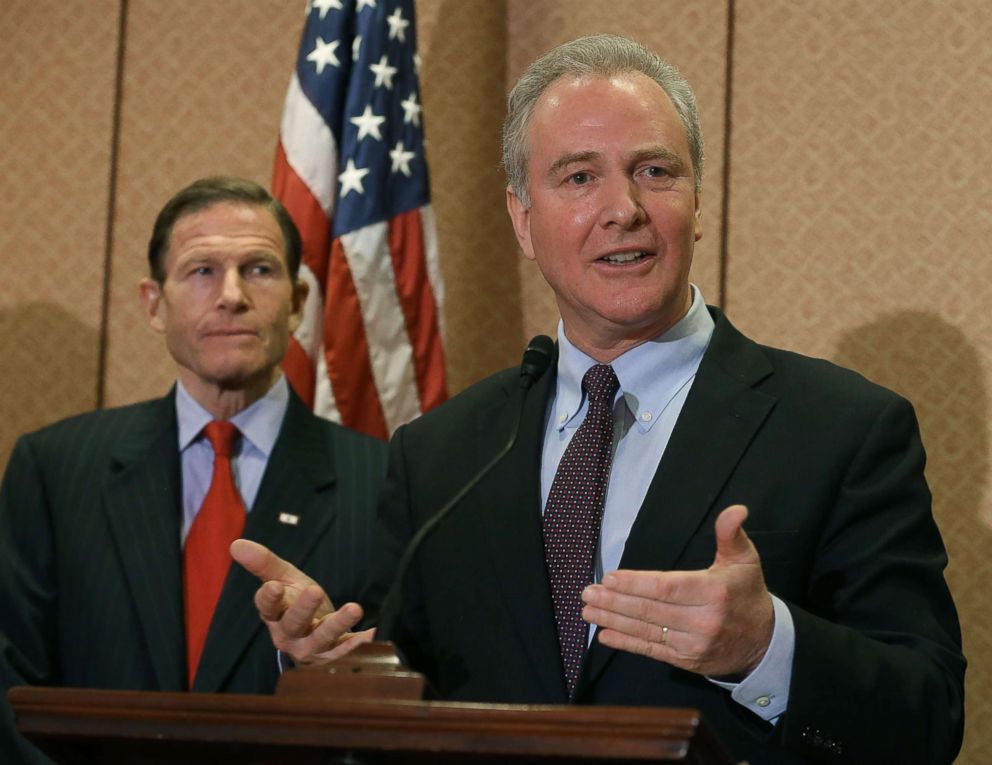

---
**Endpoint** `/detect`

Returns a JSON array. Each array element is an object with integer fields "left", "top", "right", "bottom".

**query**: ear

[
  {"left": 138, "top": 278, "right": 166, "bottom": 333},
  {"left": 693, "top": 190, "right": 703, "bottom": 242},
  {"left": 506, "top": 186, "right": 537, "bottom": 261},
  {"left": 288, "top": 278, "right": 310, "bottom": 335}
]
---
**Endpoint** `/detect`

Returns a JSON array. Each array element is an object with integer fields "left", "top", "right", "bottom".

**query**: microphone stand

[
  {"left": 278, "top": 337, "right": 554, "bottom": 703},
  {"left": 375, "top": 335, "right": 554, "bottom": 646}
]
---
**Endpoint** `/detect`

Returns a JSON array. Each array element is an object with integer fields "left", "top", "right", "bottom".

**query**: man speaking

[{"left": 235, "top": 36, "right": 965, "bottom": 764}]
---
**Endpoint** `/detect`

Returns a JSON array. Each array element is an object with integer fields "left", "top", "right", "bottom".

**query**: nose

[
  {"left": 217, "top": 267, "right": 249, "bottom": 310},
  {"left": 599, "top": 176, "right": 646, "bottom": 230}
]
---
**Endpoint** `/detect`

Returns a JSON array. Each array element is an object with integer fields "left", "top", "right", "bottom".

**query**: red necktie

[
  {"left": 183, "top": 420, "right": 245, "bottom": 687},
  {"left": 543, "top": 364, "right": 619, "bottom": 698}
]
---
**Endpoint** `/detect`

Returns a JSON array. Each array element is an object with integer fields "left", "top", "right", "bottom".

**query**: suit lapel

[
  {"left": 194, "top": 393, "right": 338, "bottom": 692},
  {"left": 477, "top": 360, "right": 568, "bottom": 702},
  {"left": 103, "top": 393, "right": 186, "bottom": 691},
  {"left": 583, "top": 310, "right": 777, "bottom": 687}
]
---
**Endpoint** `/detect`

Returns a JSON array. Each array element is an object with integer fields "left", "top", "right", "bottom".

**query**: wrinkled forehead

[
  {"left": 174, "top": 202, "right": 280, "bottom": 242},
  {"left": 166, "top": 202, "right": 287, "bottom": 263},
  {"left": 525, "top": 72, "right": 689, "bottom": 162}
]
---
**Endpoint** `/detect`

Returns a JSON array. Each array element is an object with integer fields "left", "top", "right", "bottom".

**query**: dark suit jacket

[
  {"left": 0, "top": 389, "right": 387, "bottom": 763},
  {"left": 365, "top": 308, "right": 965, "bottom": 765}
]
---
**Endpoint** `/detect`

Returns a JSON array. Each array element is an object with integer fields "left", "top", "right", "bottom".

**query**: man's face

[
  {"left": 139, "top": 201, "right": 306, "bottom": 403},
  {"left": 506, "top": 72, "right": 702, "bottom": 358}
]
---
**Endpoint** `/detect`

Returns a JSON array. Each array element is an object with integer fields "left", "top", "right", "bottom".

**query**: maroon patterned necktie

[{"left": 543, "top": 363, "right": 619, "bottom": 698}]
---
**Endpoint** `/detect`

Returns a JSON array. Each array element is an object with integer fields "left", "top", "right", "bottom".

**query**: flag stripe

[
  {"left": 273, "top": 142, "right": 331, "bottom": 280},
  {"left": 324, "top": 237, "right": 390, "bottom": 440},
  {"left": 280, "top": 71, "right": 337, "bottom": 216},
  {"left": 340, "top": 222, "right": 421, "bottom": 435},
  {"left": 388, "top": 208, "right": 446, "bottom": 411},
  {"left": 419, "top": 204, "right": 445, "bottom": 337},
  {"left": 281, "top": 336, "right": 316, "bottom": 409}
]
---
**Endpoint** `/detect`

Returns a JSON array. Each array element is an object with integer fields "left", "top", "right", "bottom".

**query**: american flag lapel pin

[{"left": 278, "top": 513, "right": 300, "bottom": 526}]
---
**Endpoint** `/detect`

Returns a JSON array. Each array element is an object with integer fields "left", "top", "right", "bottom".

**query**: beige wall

[{"left": 2, "top": 1, "right": 988, "bottom": 759}]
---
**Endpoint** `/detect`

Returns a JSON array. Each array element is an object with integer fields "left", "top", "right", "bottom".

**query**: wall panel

[
  {"left": 0, "top": 0, "right": 120, "bottom": 467},
  {"left": 728, "top": 2, "right": 992, "bottom": 759},
  {"left": 417, "top": 0, "right": 523, "bottom": 391}
]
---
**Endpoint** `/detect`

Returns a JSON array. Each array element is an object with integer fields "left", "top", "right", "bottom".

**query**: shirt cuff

[
  {"left": 707, "top": 594, "right": 794, "bottom": 722},
  {"left": 277, "top": 649, "right": 296, "bottom": 674}
]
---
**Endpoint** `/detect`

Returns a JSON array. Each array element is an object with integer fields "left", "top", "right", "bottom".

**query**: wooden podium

[{"left": 9, "top": 646, "right": 734, "bottom": 764}]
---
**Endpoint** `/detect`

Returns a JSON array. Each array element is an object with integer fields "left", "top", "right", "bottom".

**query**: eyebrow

[
  {"left": 547, "top": 151, "right": 600, "bottom": 179},
  {"left": 628, "top": 145, "right": 683, "bottom": 167},
  {"left": 546, "top": 145, "right": 686, "bottom": 179}
]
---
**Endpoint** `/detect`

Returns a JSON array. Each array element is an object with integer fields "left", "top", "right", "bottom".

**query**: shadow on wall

[
  {"left": 833, "top": 310, "right": 989, "bottom": 764},
  {"left": 0, "top": 302, "right": 99, "bottom": 472}
]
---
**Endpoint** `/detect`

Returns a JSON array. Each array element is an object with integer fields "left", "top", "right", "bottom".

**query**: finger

[
  {"left": 282, "top": 584, "right": 337, "bottom": 638},
  {"left": 324, "top": 626, "right": 376, "bottom": 662},
  {"left": 594, "top": 625, "right": 674, "bottom": 665},
  {"left": 302, "top": 603, "right": 366, "bottom": 659},
  {"left": 592, "top": 570, "right": 710, "bottom": 605},
  {"left": 255, "top": 580, "right": 290, "bottom": 622},
  {"left": 582, "top": 601, "right": 679, "bottom": 645},
  {"left": 713, "top": 504, "right": 756, "bottom": 566},
  {"left": 231, "top": 539, "right": 315, "bottom": 588}
]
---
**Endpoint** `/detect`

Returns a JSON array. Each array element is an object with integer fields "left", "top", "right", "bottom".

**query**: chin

[{"left": 201, "top": 361, "right": 273, "bottom": 390}]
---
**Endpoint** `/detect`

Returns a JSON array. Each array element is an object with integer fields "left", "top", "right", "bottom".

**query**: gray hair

[{"left": 502, "top": 34, "right": 705, "bottom": 207}]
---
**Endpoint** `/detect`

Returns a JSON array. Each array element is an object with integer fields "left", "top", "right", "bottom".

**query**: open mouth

[{"left": 600, "top": 251, "right": 650, "bottom": 265}]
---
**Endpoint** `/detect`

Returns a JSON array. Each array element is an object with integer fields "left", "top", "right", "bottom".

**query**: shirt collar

[
  {"left": 554, "top": 285, "right": 714, "bottom": 433},
  {"left": 176, "top": 375, "right": 289, "bottom": 457}
]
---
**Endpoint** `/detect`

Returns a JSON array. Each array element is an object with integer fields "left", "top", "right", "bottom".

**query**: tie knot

[
  {"left": 582, "top": 364, "right": 619, "bottom": 405},
  {"left": 203, "top": 420, "right": 240, "bottom": 457}
]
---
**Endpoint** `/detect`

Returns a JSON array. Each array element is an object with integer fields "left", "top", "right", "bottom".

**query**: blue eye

[
  {"left": 569, "top": 171, "right": 591, "bottom": 185},
  {"left": 248, "top": 263, "right": 274, "bottom": 277}
]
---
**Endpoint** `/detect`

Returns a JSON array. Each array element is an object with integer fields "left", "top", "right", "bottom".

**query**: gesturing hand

[
  {"left": 581, "top": 505, "right": 774, "bottom": 678},
  {"left": 230, "top": 539, "right": 374, "bottom": 665}
]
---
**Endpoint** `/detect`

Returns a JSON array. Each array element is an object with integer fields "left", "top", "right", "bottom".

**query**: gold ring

[{"left": 661, "top": 625, "right": 669, "bottom": 645}]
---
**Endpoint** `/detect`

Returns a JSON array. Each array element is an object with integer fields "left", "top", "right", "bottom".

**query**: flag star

[
  {"left": 338, "top": 159, "right": 370, "bottom": 197},
  {"left": 306, "top": 36, "right": 341, "bottom": 74},
  {"left": 389, "top": 142, "right": 416, "bottom": 176},
  {"left": 386, "top": 7, "right": 410, "bottom": 42},
  {"left": 356, "top": 0, "right": 376, "bottom": 10},
  {"left": 350, "top": 104, "right": 386, "bottom": 141},
  {"left": 400, "top": 92, "right": 422, "bottom": 126},
  {"left": 413, "top": 53, "right": 421, "bottom": 74},
  {"left": 352, "top": 35, "right": 362, "bottom": 61},
  {"left": 309, "top": 0, "right": 343, "bottom": 19},
  {"left": 369, "top": 55, "right": 398, "bottom": 89}
]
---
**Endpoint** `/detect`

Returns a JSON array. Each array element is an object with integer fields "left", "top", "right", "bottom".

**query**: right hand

[{"left": 230, "top": 539, "right": 375, "bottom": 664}]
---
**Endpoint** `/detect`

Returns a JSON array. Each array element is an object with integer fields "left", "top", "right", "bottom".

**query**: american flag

[{"left": 273, "top": 0, "right": 446, "bottom": 439}]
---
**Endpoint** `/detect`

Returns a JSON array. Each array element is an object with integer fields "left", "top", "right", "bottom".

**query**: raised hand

[
  {"left": 230, "top": 539, "right": 374, "bottom": 664},
  {"left": 581, "top": 505, "right": 774, "bottom": 678}
]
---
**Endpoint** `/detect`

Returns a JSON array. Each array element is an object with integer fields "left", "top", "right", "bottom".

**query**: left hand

[
  {"left": 581, "top": 504, "right": 774, "bottom": 678},
  {"left": 230, "top": 539, "right": 374, "bottom": 664}
]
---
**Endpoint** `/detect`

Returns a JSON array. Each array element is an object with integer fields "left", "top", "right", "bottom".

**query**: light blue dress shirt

[
  {"left": 176, "top": 375, "right": 290, "bottom": 543},
  {"left": 540, "top": 286, "right": 794, "bottom": 722}
]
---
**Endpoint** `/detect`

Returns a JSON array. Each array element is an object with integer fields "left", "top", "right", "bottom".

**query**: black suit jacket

[
  {"left": 366, "top": 308, "right": 965, "bottom": 765},
  {"left": 0, "top": 389, "right": 387, "bottom": 763}
]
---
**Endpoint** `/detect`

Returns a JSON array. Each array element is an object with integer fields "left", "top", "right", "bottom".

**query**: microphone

[
  {"left": 376, "top": 335, "right": 554, "bottom": 643},
  {"left": 519, "top": 334, "right": 554, "bottom": 389}
]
